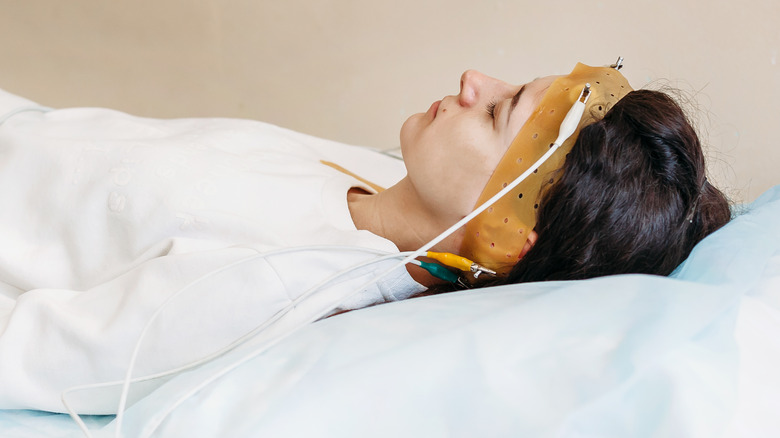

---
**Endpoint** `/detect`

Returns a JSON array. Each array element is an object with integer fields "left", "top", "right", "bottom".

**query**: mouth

[{"left": 426, "top": 99, "right": 442, "bottom": 120}]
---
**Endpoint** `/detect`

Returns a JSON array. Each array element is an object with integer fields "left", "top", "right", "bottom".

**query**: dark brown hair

[{"left": 502, "top": 89, "right": 731, "bottom": 283}]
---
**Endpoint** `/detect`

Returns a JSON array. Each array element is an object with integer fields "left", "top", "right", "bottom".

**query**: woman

[
  {"left": 0, "top": 60, "right": 729, "bottom": 413},
  {"left": 351, "top": 61, "right": 730, "bottom": 287}
]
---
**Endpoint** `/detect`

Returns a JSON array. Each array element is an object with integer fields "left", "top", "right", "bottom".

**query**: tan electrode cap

[{"left": 460, "top": 62, "right": 633, "bottom": 275}]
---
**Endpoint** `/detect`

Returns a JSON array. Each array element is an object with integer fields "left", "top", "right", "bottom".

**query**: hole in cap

[
  {"left": 516, "top": 157, "right": 523, "bottom": 164},
  {"left": 502, "top": 182, "right": 507, "bottom": 188},
  {"left": 534, "top": 203, "right": 539, "bottom": 209},
  {"left": 488, "top": 207, "right": 493, "bottom": 213},
  {"left": 517, "top": 193, "right": 523, "bottom": 199},
  {"left": 532, "top": 133, "right": 538, "bottom": 139},
  {"left": 490, "top": 242, "right": 495, "bottom": 248},
  {"left": 475, "top": 231, "right": 480, "bottom": 237},
  {"left": 503, "top": 217, "right": 508, "bottom": 223}
]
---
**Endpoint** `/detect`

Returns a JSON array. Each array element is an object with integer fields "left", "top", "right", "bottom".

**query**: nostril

[{"left": 458, "top": 88, "right": 476, "bottom": 107}]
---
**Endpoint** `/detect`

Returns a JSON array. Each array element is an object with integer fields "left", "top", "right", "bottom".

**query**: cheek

[
  {"left": 448, "top": 135, "right": 510, "bottom": 210},
  {"left": 433, "top": 141, "right": 501, "bottom": 214},
  {"left": 400, "top": 117, "right": 504, "bottom": 212},
  {"left": 401, "top": 118, "right": 454, "bottom": 177},
  {"left": 456, "top": 155, "right": 498, "bottom": 206},
  {"left": 448, "top": 130, "right": 500, "bottom": 177}
]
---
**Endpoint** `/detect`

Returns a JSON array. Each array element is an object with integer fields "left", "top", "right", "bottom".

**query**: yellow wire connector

[{"left": 426, "top": 252, "right": 497, "bottom": 279}]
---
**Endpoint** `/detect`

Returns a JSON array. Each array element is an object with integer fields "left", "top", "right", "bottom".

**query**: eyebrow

[{"left": 506, "top": 84, "right": 526, "bottom": 126}]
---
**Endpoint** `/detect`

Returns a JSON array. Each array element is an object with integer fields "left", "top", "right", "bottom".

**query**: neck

[{"left": 348, "top": 177, "right": 465, "bottom": 286}]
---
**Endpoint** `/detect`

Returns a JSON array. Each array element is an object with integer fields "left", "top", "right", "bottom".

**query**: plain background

[{"left": 0, "top": 0, "right": 777, "bottom": 203}]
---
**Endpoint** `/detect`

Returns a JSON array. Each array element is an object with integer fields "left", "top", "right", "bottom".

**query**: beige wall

[{"left": 1, "top": 0, "right": 777, "bottom": 202}]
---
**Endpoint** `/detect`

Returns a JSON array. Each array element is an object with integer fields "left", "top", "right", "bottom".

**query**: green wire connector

[{"left": 419, "top": 261, "right": 459, "bottom": 283}]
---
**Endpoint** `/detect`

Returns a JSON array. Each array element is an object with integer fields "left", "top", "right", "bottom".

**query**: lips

[{"left": 427, "top": 99, "right": 442, "bottom": 120}]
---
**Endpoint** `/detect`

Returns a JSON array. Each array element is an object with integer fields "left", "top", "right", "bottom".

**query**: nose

[{"left": 458, "top": 70, "right": 513, "bottom": 107}]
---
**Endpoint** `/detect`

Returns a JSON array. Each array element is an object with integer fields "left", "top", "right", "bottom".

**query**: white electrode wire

[
  {"left": 141, "top": 183, "right": 511, "bottom": 436},
  {"left": 68, "top": 246, "right": 408, "bottom": 438},
  {"left": 66, "top": 403, "right": 94, "bottom": 438},
  {"left": 60, "top": 245, "right": 410, "bottom": 438},
  {"left": 63, "top": 245, "right": 273, "bottom": 438},
  {"left": 113, "top": 249, "right": 412, "bottom": 438},
  {"left": 0, "top": 106, "right": 53, "bottom": 126},
  {"left": 334, "top": 84, "right": 593, "bottom": 305},
  {"left": 139, "top": 85, "right": 591, "bottom": 438},
  {"left": 341, "top": 84, "right": 590, "bottom": 303},
  {"left": 138, "top": 261, "right": 412, "bottom": 438}
]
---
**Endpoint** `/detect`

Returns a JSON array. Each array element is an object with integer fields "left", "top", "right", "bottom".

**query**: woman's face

[{"left": 400, "top": 71, "right": 559, "bottom": 220}]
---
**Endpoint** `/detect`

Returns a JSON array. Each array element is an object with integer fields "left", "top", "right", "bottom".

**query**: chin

[{"left": 399, "top": 114, "right": 420, "bottom": 157}]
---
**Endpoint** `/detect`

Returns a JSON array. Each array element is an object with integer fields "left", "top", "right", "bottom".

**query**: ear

[{"left": 519, "top": 230, "right": 538, "bottom": 259}]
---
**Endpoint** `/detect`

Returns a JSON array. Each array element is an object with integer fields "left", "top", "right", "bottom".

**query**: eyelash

[{"left": 485, "top": 101, "right": 497, "bottom": 119}]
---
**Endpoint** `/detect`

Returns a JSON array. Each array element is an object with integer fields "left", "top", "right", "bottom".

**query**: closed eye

[{"left": 485, "top": 101, "right": 497, "bottom": 119}]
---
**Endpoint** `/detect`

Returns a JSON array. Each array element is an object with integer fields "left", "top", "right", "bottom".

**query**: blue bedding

[{"left": 3, "top": 186, "right": 779, "bottom": 437}]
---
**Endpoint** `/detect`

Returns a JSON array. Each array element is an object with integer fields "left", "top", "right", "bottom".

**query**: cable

[
  {"left": 113, "top": 248, "right": 412, "bottom": 437},
  {"left": 61, "top": 245, "right": 412, "bottom": 438},
  {"left": 80, "top": 246, "right": 411, "bottom": 438},
  {"left": 71, "top": 83, "right": 593, "bottom": 438},
  {"left": 425, "top": 251, "right": 495, "bottom": 278},
  {"left": 410, "top": 259, "right": 459, "bottom": 284},
  {"left": 342, "top": 83, "right": 594, "bottom": 303},
  {"left": 138, "top": 84, "right": 592, "bottom": 437},
  {"left": 137, "top": 262, "right": 411, "bottom": 438},
  {"left": 0, "top": 106, "right": 53, "bottom": 126}
]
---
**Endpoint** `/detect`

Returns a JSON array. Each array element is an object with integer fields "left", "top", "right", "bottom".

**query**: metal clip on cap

[
  {"left": 470, "top": 263, "right": 497, "bottom": 279},
  {"left": 610, "top": 56, "right": 624, "bottom": 70},
  {"left": 578, "top": 83, "right": 592, "bottom": 104}
]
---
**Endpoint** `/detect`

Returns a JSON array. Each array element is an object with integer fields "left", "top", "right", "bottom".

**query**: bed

[{"left": 0, "top": 89, "right": 778, "bottom": 437}]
